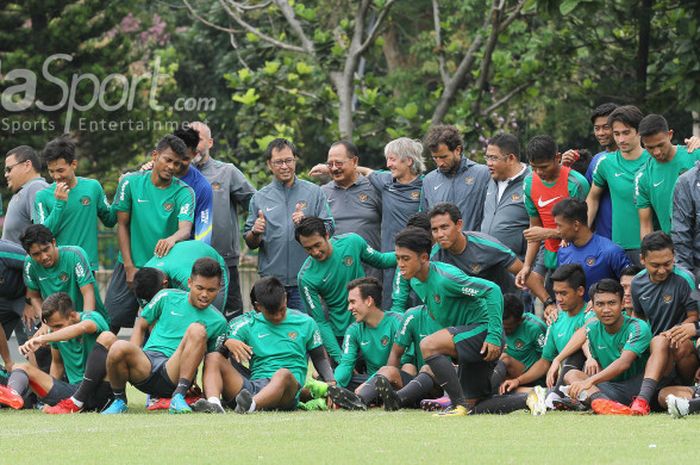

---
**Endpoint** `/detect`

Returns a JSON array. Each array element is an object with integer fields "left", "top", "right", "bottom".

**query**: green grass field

[{"left": 1, "top": 387, "right": 696, "bottom": 465}]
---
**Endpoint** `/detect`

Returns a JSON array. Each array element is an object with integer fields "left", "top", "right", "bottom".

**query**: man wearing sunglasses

[{"left": 2, "top": 146, "right": 48, "bottom": 244}]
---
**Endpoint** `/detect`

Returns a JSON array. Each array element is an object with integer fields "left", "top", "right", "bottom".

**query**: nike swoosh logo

[
  {"left": 322, "top": 276, "right": 329, "bottom": 283},
  {"left": 170, "top": 311, "right": 183, "bottom": 316},
  {"left": 653, "top": 180, "right": 664, "bottom": 187},
  {"left": 557, "top": 333, "right": 564, "bottom": 338},
  {"left": 537, "top": 196, "right": 561, "bottom": 208},
  {"left": 360, "top": 341, "right": 369, "bottom": 346},
  {"left": 265, "top": 207, "right": 276, "bottom": 212},
  {"left": 258, "top": 333, "right": 270, "bottom": 339},
  {"left": 137, "top": 199, "right": 149, "bottom": 203},
  {"left": 433, "top": 184, "right": 443, "bottom": 191},
  {"left": 641, "top": 296, "right": 650, "bottom": 300},
  {"left": 38, "top": 277, "right": 48, "bottom": 281},
  {"left": 597, "top": 346, "right": 607, "bottom": 349},
  {"left": 614, "top": 172, "right": 624, "bottom": 177}
]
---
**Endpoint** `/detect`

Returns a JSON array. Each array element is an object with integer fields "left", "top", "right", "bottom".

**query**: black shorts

[
  {"left": 105, "top": 262, "right": 140, "bottom": 330},
  {"left": 228, "top": 377, "right": 297, "bottom": 411},
  {"left": 597, "top": 374, "right": 643, "bottom": 405},
  {"left": 448, "top": 324, "right": 504, "bottom": 399},
  {"left": 42, "top": 379, "right": 111, "bottom": 411},
  {"left": 132, "top": 350, "right": 176, "bottom": 398}
]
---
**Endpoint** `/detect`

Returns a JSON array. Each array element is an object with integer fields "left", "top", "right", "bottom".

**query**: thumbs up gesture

[
  {"left": 252, "top": 209, "right": 266, "bottom": 235},
  {"left": 292, "top": 202, "right": 305, "bottom": 225}
]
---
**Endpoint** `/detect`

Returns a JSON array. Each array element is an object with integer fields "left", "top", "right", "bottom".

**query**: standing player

[
  {"left": 101, "top": 258, "right": 227, "bottom": 414},
  {"left": 244, "top": 138, "right": 334, "bottom": 311},
  {"left": 34, "top": 136, "right": 116, "bottom": 272},
  {"left": 587, "top": 105, "right": 649, "bottom": 265},
  {"left": 296, "top": 217, "right": 396, "bottom": 362},
  {"left": 394, "top": 227, "right": 504, "bottom": 417},
  {"left": 620, "top": 265, "right": 642, "bottom": 317},
  {"left": 107, "top": 135, "right": 195, "bottom": 333}
]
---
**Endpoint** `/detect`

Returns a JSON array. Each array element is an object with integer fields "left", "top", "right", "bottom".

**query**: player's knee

[
  {"left": 186, "top": 322, "right": 208, "bottom": 342},
  {"left": 419, "top": 365, "right": 434, "bottom": 376},
  {"left": 420, "top": 336, "right": 439, "bottom": 357},
  {"left": 107, "top": 340, "right": 129, "bottom": 361},
  {"left": 377, "top": 365, "right": 399, "bottom": 379},
  {"left": 650, "top": 335, "right": 670, "bottom": 352},
  {"left": 11, "top": 362, "right": 29, "bottom": 373},
  {"left": 204, "top": 351, "right": 224, "bottom": 367},
  {"left": 96, "top": 331, "right": 118, "bottom": 347},
  {"left": 562, "top": 369, "right": 583, "bottom": 384}
]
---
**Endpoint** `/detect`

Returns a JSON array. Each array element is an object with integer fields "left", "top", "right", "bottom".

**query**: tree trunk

[
  {"left": 382, "top": 22, "right": 403, "bottom": 73},
  {"left": 331, "top": 71, "right": 355, "bottom": 140}
]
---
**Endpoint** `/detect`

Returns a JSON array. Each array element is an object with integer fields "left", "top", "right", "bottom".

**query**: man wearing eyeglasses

[
  {"left": 244, "top": 138, "right": 334, "bottom": 311},
  {"left": 2, "top": 146, "right": 49, "bottom": 244}
]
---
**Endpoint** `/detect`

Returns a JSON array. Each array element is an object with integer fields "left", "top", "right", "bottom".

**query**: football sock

[
  {"left": 7, "top": 369, "right": 29, "bottom": 396},
  {"left": 490, "top": 360, "right": 507, "bottom": 389},
  {"left": 687, "top": 398, "right": 700, "bottom": 414},
  {"left": 357, "top": 377, "right": 378, "bottom": 404},
  {"left": 397, "top": 372, "right": 435, "bottom": 406},
  {"left": 207, "top": 396, "right": 222, "bottom": 407},
  {"left": 173, "top": 378, "right": 192, "bottom": 397},
  {"left": 638, "top": 378, "right": 658, "bottom": 403},
  {"left": 113, "top": 389, "right": 127, "bottom": 401},
  {"left": 471, "top": 393, "right": 528, "bottom": 414},
  {"left": 425, "top": 354, "right": 466, "bottom": 407},
  {"left": 73, "top": 342, "right": 108, "bottom": 405}
]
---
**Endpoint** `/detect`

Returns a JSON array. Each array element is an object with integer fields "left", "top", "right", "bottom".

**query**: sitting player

[
  {"left": 101, "top": 258, "right": 227, "bottom": 414},
  {"left": 194, "top": 276, "right": 335, "bottom": 413},
  {"left": 0, "top": 293, "right": 113, "bottom": 412},
  {"left": 498, "top": 293, "right": 547, "bottom": 384}
]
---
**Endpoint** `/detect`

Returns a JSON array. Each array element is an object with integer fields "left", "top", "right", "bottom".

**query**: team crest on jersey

[
  {"left": 343, "top": 256, "right": 354, "bottom": 266},
  {"left": 358, "top": 193, "right": 368, "bottom": 202},
  {"left": 288, "top": 331, "right": 298, "bottom": 341},
  {"left": 381, "top": 336, "right": 390, "bottom": 347},
  {"left": 511, "top": 193, "right": 521, "bottom": 201},
  {"left": 59, "top": 272, "right": 69, "bottom": 282},
  {"left": 163, "top": 202, "right": 174, "bottom": 212},
  {"left": 470, "top": 264, "right": 482, "bottom": 273},
  {"left": 586, "top": 257, "right": 596, "bottom": 266},
  {"left": 515, "top": 339, "right": 524, "bottom": 349},
  {"left": 80, "top": 196, "right": 91, "bottom": 206},
  {"left": 465, "top": 176, "right": 475, "bottom": 185},
  {"left": 211, "top": 182, "right": 222, "bottom": 191},
  {"left": 433, "top": 294, "right": 441, "bottom": 304},
  {"left": 663, "top": 294, "right": 673, "bottom": 304},
  {"left": 410, "top": 191, "right": 420, "bottom": 200}
]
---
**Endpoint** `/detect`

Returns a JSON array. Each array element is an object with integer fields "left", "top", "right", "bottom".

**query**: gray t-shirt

[
  {"left": 631, "top": 266, "right": 697, "bottom": 335},
  {"left": 2, "top": 177, "right": 49, "bottom": 244},
  {"left": 322, "top": 175, "right": 381, "bottom": 251}
]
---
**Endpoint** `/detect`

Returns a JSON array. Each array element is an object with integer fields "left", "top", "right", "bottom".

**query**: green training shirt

[
  {"left": 334, "top": 311, "right": 404, "bottom": 387},
  {"left": 586, "top": 315, "right": 651, "bottom": 382},
  {"left": 541, "top": 306, "right": 595, "bottom": 361},
  {"left": 394, "top": 305, "right": 442, "bottom": 368},
  {"left": 23, "top": 245, "right": 108, "bottom": 321},
  {"left": 113, "top": 171, "right": 195, "bottom": 267},
  {"left": 409, "top": 262, "right": 504, "bottom": 346},
  {"left": 505, "top": 312, "right": 546, "bottom": 370},
  {"left": 34, "top": 177, "right": 116, "bottom": 271},
  {"left": 142, "top": 240, "right": 228, "bottom": 291},
  {"left": 50, "top": 311, "right": 109, "bottom": 385},
  {"left": 227, "top": 309, "right": 323, "bottom": 387},
  {"left": 141, "top": 289, "right": 227, "bottom": 358}
]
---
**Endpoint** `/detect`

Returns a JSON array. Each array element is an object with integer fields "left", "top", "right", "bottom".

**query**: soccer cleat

[
  {"left": 526, "top": 385, "right": 547, "bottom": 416},
  {"left": 591, "top": 398, "right": 633, "bottom": 415},
  {"left": 44, "top": 397, "right": 82, "bottom": 414},
  {"left": 552, "top": 397, "right": 587, "bottom": 412},
  {"left": 191, "top": 398, "right": 225, "bottom": 414},
  {"left": 375, "top": 375, "right": 401, "bottom": 411},
  {"left": 433, "top": 404, "right": 469, "bottom": 417},
  {"left": 420, "top": 396, "right": 451, "bottom": 412},
  {"left": 147, "top": 397, "right": 170, "bottom": 411},
  {"left": 327, "top": 385, "right": 367, "bottom": 411},
  {"left": 101, "top": 398, "right": 128, "bottom": 415},
  {"left": 666, "top": 395, "right": 690, "bottom": 419},
  {"left": 630, "top": 397, "right": 650, "bottom": 416},
  {"left": 297, "top": 398, "right": 328, "bottom": 411},
  {"left": 234, "top": 389, "right": 254, "bottom": 414},
  {"left": 0, "top": 384, "right": 24, "bottom": 410},
  {"left": 169, "top": 393, "right": 192, "bottom": 414},
  {"left": 304, "top": 378, "right": 329, "bottom": 399}
]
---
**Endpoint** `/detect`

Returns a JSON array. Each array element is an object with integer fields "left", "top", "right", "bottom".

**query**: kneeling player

[
  {"left": 101, "top": 258, "right": 227, "bottom": 414},
  {"left": 195, "top": 277, "right": 335, "bottom": 413},
  {"left": 0, "top": 293, "right": 113, "bottom": 411}
]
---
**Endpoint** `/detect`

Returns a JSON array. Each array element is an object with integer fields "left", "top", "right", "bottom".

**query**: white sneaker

[
  {"left": 526, "top": 385, "right": 547, "bottom": 416},
  {"left": 666, "top": 394, "right": 690, "bottom": 419},
  {"left": 544, "top": 390, "right": 561, "bottom": 410}
]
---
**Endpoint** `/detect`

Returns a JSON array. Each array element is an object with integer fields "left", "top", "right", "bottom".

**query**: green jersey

[
  {"left": 505, "top": 313, "right": 547, "bottom": 369},
  {"left": 227, "top": 309, "right": 323, "bottom": 386},
  {"left": 592, "top": 150, "right": 651, "bottom": 249},
  {"left": 586, "top": 315, "right": 651, "bottom": 382},
  {"left": 541, "top": 306, "right": 595, "bottom": 361},
  {"left": 141, "top": 289, "right": 226, "bottom": 357},
  {"left": 34, "top": 177, "right": 116, "bottom": 271},
  {"left": 394, "top": 305, "right": 442, "bottom": 368},
  {"left": 23, "top": 246, "right": 108, "bottom": 321},
  {"left": 635, "top": 146, "right": 700, "bottom": 233},
  {"left": 50, "top": 311, "right": 109, "bottom": 384},
  {"left": 334, "top": 311, "right": 404, "bottom": 387},
  {"left": 409, "top": 262, "right": 503, "bottom": 346},
  {"left": 298, "top": 233, "right": 397, "bottom": 362},
  {"left": 143, "top": 240, "right": 228, "bottom": 292},
  {"left": 113, "top": 171, "right": 195, "bottom": 267}
]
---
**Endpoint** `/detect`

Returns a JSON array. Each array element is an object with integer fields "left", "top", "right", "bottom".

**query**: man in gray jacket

[
  {"left": 244, "top": 138, "right": 334, "bottom": 311},
  {"left": 672, "top": 161, "right": 700, "bottom": 282},
  {"left": 3, "top": 146, "right": 48, "bottom": 243},
  {"left": 422, "top": 125, "right": 490, "bottom": 231},
  {"left": 191, "top": 122, "right": 256, "bottom": 319}
]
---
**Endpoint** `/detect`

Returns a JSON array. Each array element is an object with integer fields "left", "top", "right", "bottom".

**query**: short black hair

[
  {"left": 191, "top": 257, "right": 223, "bottom": 283},
  {"left": 590, "top": 103, "right": 618, "bottom": 124},
  {"left": 552, "top": 198, "right": 587, "bottom": 225},
  {"left": 253, "top": 276, "right": 287, "bottom": 313},
  {"left": 155, "top": 134, "right": 187, "bottom": 159},
  {"left": 347, "top": 276, "right": 382, "bottom": 307},
  {"left": 570, "top": 148, "right": 592, "bottom": 177},
  {"left": 394, "top": 227, "right": 432, "bottom": 255},
  {"left": 294, "top": 216, "right": 327, "bottom": 242},
  {"left": 43, "top": 136, "right": 76, "bottom": 164},
  {"left": 133, "top": 267, "right": 167, "bottom": 302},
  {"left": 173, "top": 127, "right": 200, "bottom": 152},
  {"left": 641, "top": 231, "right": 674, "bottom": 257},
  {"left": 330, "top": 140, "right": 359, "bottom": 159},
  {"left": 526, "top": 135, "right": 558, "bottom": 163},
  {"left": 42, "top": 292, "right": 74, "bottom": 323},
  {"left": 265, "top": 138, "right": 299, "bottom": 160},
  {"left": 489, "top": 134, "right": 521, "bottom": 161},
  {"left": 589, "top": 278, "right": 624, "bottom": 302},
  {"left": 503, "top": 293, "right": 524, "bottom": 321},
  {"left": 620, "top": 265, "right": 642, "bottom": 278},
  {"left": 608, "top": 105, "right": 644, "bottom": 131},
  {"left": 20, "top": 224, "right": 55, "bottom": 252},
  {"left": 550, "top": 263, "right": 586, "bottom": 291},
  {"left": 638, "top": 114, "right": 669, "bottom": 138},
  {"left": 406, "top": 212, "right": 431, "bottom": 233},
  {"left": 424, "top": 125, "right": 463, "bottom": 152},
  {"left": 429, "top": 203, "right": 462, "bottom": 224},
  {"left": 6, "top": 145, "right": 41, "bottom": 171}
]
